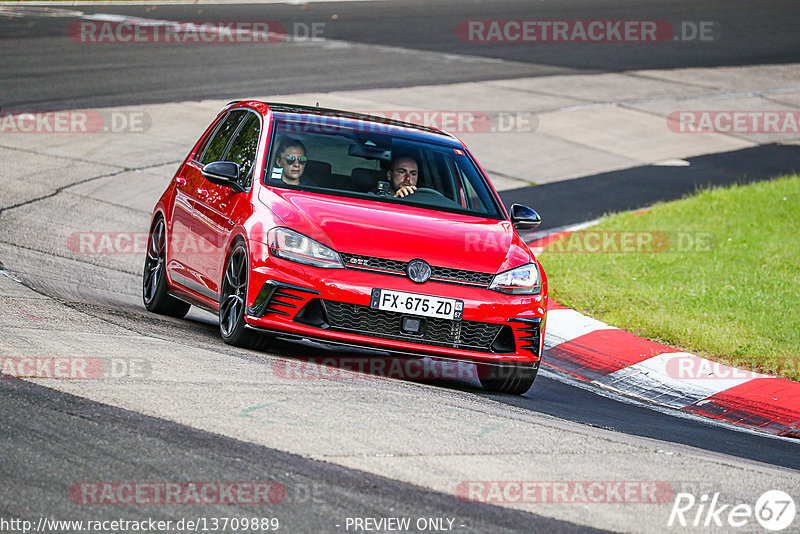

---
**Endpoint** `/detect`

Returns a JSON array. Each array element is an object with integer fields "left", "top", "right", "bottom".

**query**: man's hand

[{"left": 394, "top": 185, "right": 417, "bottom": 198}]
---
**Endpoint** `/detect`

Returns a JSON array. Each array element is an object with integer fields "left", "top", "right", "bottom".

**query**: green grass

[{"left": 538, "top": 175, "right": 800, "bottom": 381}]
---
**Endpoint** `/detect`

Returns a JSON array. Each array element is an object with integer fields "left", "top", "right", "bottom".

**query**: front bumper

[{"left": 243, "top": 261, "right": 547, "bottom": 365}]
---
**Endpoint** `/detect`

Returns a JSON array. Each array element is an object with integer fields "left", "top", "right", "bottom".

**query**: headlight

[
  {"left": 267, "top": 228, "right": 343, "bottom": 269},
  {"left": 489, "top": 263, "right": 541, "bottom": 295}
]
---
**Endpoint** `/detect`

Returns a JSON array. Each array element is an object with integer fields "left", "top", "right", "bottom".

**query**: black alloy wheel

[
  {"left": 219, "top": 240, "right": 270, "bottom": 350},
  {"left": 142, "top": 217, "right": 190, "bottom": 318}
]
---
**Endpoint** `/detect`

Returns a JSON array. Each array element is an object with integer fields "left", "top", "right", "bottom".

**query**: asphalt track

[
  {"left": 1, "top": 2, "right": 799, "bottom": 533},
  {"left": 1, "top": 377, "right": 599, "bottom": 534},
  {"left": 2, "top": 0, "right": 800, "bottom": 111}
]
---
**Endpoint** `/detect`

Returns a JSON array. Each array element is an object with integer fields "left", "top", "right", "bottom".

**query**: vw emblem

[{"left": 407, "top": 259, "right": 432, "bottom": 284}]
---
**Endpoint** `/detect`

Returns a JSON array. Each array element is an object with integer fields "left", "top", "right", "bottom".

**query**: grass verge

[{"left": 538, "top": 174, "right": 800, "bottom": 381}]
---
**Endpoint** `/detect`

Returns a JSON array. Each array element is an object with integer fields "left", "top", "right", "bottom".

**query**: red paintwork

[
  {"left": 261, "top": 188, "right": 531, "bottom": 274},
  {"left": 150, "top": 101, "right": 548, "bottom": 365}
]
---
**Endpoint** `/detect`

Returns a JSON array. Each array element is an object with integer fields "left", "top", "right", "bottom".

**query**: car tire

[
  {"left": 142, "top": 217, "right": 191, "bottom": 318},
  {"left": 478, "top": 363, "right": 538, "bottom": 395},
  {"left": 219, "top": 240, "right": 270, "bottom": 350}
]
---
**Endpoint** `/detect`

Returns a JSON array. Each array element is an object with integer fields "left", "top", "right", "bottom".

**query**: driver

[
  {"left": 386, "top": 156, "right": 419, "bottom": 198},
  {"left": 272, "top": 138, "right": 311, "bottom": 186}
]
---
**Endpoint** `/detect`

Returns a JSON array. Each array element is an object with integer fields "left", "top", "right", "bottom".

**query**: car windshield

[{"left": 263, "top": 116, "right": 504, "bottom": 219}]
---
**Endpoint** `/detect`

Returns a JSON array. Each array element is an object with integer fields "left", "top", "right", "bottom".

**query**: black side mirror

[
  {"left": 510, "top": 204, "right": 542, "bottom": 230},
  {"left": 201, "top": 161, "right": 244, "bottom": 193}
]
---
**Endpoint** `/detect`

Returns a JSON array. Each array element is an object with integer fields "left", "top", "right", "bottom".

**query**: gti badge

[{"left": 407, "top": 259, "right": 432, "bottom": 283}]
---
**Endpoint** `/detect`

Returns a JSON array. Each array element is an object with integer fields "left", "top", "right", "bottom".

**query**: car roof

[{"left": 253, "top": 102, "right": 462, "bottom": 144}]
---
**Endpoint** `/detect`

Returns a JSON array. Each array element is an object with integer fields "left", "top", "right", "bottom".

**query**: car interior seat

[
  {"left": 302, "top": 160, "right": 333, "bottom": 187},
  {"left": 350, "top": 168, "right": 385, "bottom": 192}
]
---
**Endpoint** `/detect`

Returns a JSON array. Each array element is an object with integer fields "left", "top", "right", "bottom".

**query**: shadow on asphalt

[
  {"left": 0, "top": 377, "right": 605, "bottom": 534},
  {"left": 492, "top": 368, "right": 800, "bottom": 471},
  {"left": 245, "top": 336, "right": 800, "bottom": 472}
]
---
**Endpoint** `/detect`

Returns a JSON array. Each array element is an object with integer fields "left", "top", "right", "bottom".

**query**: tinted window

[
  {"left": 264, "top": 118, "right": 503, "bottom": 219},
  {"left": 224, "top": 112, "right": 261, "bottom": 188},
  {"left": 199, "top": 110, "right": 247, "bottom": 164}
]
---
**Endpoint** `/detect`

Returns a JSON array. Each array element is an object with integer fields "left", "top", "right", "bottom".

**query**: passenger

[
  {"left": 272, "top": 138, "right": 310, "bottom": 186},
  {"left": 386, "top": 156, "right": 419, "bottom": 198}
]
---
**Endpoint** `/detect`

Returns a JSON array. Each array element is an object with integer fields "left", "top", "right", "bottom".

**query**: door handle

[
  {"left": 196, "top": 188, "right": 208, "bottom": 199},
  {"left": 175, "top": 176, "right": 186, "bottom": 186}
]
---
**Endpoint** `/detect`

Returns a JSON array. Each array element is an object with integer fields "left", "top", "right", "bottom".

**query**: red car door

[
  {"left": 191, "top": 110, "right": 261, "bottom": 298},
  {"left": 166, "top": 161, "right": 204, "bottom": 291},
  {"left": 169, "top": 110, "right": 248, "bottom": 302}
]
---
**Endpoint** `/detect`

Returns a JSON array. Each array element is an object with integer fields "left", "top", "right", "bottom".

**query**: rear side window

[{"left": 198, "top": 110, "right": 247, "bottom": 164}]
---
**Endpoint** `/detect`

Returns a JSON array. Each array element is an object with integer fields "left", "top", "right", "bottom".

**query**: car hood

[{"left": 259, "top": 188, "right": 533, "bottom": 274}]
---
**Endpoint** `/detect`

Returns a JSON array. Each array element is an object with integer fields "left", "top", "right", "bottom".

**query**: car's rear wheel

[
  {"left": 219, "top": 240, "right": 270, "bottom": 350},
  {"left": 478, "top": 363, "right": 538, "bottom": 395},
  {"left": 142, "top": 217, "right": 190, "bottom": 318}
]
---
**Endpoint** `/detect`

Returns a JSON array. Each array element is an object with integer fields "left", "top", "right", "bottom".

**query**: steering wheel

[
  {"left": 412, "top": 187, "right": 448, "bottom": 199},
  {"left": 407, "top": 187, "right": 461, "bottom": 208}
]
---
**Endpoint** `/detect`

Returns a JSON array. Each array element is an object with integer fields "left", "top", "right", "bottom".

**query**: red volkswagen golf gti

[{"left": 143, "top": 101, "right": 547, "bottom": 394}]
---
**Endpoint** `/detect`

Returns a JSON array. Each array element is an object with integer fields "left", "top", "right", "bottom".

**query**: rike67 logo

[{"left": 668, "top": 490, "right": 796, "bottom": 531}]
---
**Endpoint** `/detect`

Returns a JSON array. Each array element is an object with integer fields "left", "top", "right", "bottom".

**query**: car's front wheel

[
  {"left": 142, "top": 217, "right": 190, "bottom": 318},
  {"left": 477, "top": 363, "right": 538, "bottom": 395},
  {"left": 219, "top": 240, "right": 270, "bottom": 350}
]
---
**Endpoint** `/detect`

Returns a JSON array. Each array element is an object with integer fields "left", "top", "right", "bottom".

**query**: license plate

[{"left": 370, "top": 289, "right": 463, "bottom": 321}]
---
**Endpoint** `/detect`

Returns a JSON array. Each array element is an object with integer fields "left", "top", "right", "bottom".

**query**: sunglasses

[{"left": 283, "top": 155, "right": 308, "bottom": 165}]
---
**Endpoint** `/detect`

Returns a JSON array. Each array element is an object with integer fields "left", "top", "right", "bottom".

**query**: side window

[
  {"left": 198, "top": 110, "right": 247, "bottom": 164},
  {"left": 224, "top": 113, "right": 260, "bottom": 188}
]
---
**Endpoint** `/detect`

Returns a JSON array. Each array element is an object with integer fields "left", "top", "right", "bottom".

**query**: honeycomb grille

[
  {"left": 340, "top": 254, "right": 407, "bottom": 274},
  {"left": 339, "top": 253, "right": 494, "bottom": 287},
  {"left": 431, "top": 266, "right": 494, "bottom": 285},
  {"left": 321, "top": 300, "right": 503, "bottom": 352}
]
